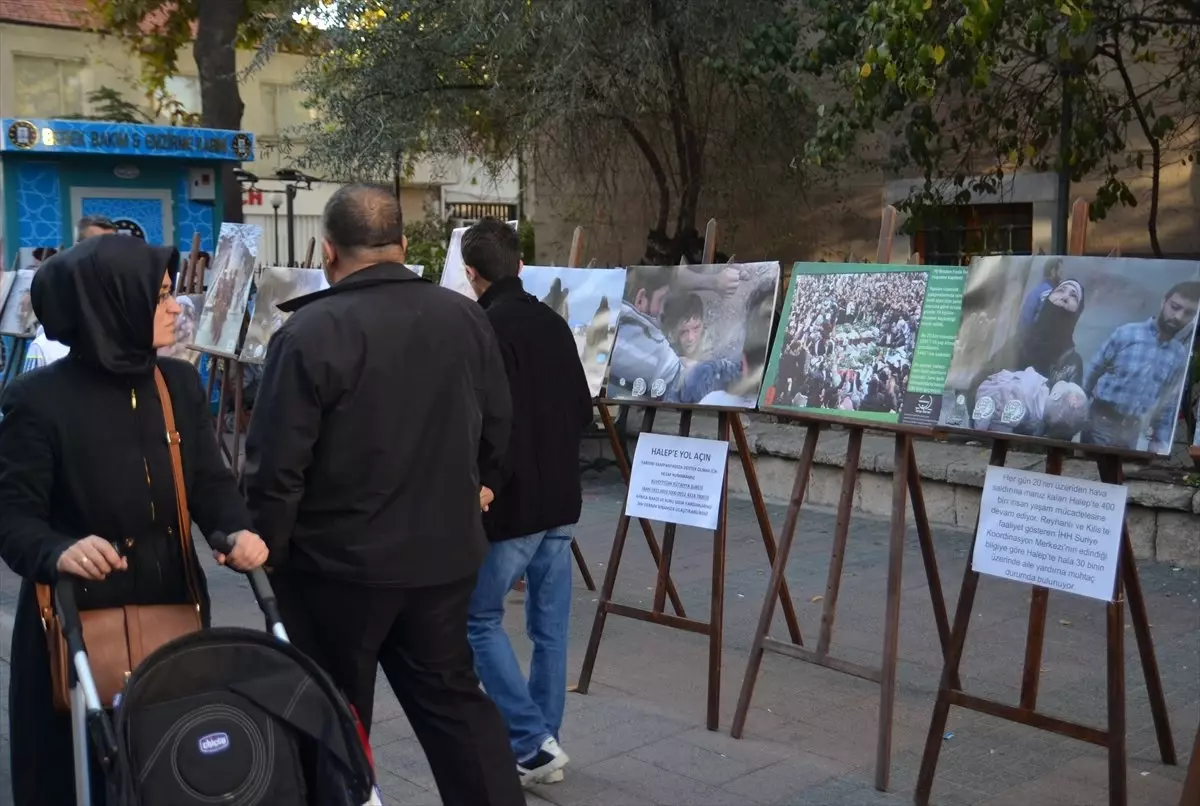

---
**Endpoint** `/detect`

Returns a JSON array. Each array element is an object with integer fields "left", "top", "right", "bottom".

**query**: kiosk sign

[{"left": 1, "top": 119, "right": 255, "bottom": 162}]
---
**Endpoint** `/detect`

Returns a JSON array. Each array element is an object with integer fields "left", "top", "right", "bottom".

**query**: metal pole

[
  {"left": 1053, "top": 72, "right": 1073, "bottom": 255},
  {"left": 286, "top": 185, "right": 296, "bottom": 267},
  {"left": 272, "top": 204, "right": 280, "bottom": 266}
]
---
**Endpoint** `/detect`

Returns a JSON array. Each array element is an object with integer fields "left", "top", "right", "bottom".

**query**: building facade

[{"left": 0, "top": 0, "right": 519, "bottom": 263}]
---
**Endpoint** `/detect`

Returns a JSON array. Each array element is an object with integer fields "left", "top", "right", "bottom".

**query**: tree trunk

[{"left": 194, "top": 0, "right": 247, "bottom": 225}]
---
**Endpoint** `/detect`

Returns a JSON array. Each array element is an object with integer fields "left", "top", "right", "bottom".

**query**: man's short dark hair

[
  {"left": 624, "top": 266, "right": 671, "bottom": 300},
  {"left": 1165, "top": 281, "right": 1200, "bottom": 303},
  {"left": 77, "top": 215, "right": 116, "bottom": 239},
  {"left": 461, "top": 218, "right": 520, "bottom": 283},
  {"left": 323, "top": 182, "right": 405, "bottom": 253},
  {"left": 660, "top": 292, "right": 704, "bottom": 332}
]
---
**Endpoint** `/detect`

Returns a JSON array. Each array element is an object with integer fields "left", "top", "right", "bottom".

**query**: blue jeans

[{"left": 467, "top": 527, "right": 573, "bottom": 761}]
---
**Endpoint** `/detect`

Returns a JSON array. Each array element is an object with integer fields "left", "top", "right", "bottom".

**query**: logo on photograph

[
  {"left": 1000, "top": 399, "right": 1026, "bottom": 425},
  {"left": 914, "top": 395, "right": 934, "bottom": 415},
  {"left": 650, "top": 378, "right": 666, "bottom": 399},
  {"left": 198, "top": 732, "right": 230, "bottom": 755},
  {"left": 631, "top": 378, "right": 647, "bottom": 396},
  {"left": 972, "top": 396, "right": 997, "bottom": 421}
]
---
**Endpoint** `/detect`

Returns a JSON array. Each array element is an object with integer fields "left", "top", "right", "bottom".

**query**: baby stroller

[{"left": 56, "top": 534, "right": 383, "bottom": 806}]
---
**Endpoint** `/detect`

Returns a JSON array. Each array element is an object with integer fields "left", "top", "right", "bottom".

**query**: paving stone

[{"left": 1, "top": 474, "right": 1193, "bottom": 805}]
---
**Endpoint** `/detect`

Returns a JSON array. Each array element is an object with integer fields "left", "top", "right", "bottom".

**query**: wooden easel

[
  {"left": 576, "top": 218, "right": 804, "bottom": 731},
  {"left": 914, "top": 199, "right": 1176, "bottom": 806},
  {"left": 729, "top": 206, "right": 955, "bottom": 792},
  {"left": 564, "top": 224, "right": 597, "bottom": 591}
]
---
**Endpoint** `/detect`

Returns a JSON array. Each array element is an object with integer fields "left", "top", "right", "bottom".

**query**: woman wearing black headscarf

[
  {"left": 0, "top": 235, "right": 268, "bottom": 805},
  {"left": 971, "top": 278, "right": 1087, "bottom": 393}
]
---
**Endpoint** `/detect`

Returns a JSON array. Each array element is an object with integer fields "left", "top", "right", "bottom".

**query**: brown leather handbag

[{"left": 38, "top": 367, "right": 203, "bottom": 711}]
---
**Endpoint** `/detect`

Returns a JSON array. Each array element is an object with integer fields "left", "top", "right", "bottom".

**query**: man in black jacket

[
  {"left": 461, "top": 219, "right": 593, "bottom": 787},
  {"left": 242, "top": 184, "right": 523, "bottom": 806}
]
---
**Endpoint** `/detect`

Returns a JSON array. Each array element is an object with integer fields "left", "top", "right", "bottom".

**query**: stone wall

[{"left": 585, "top": 411, "right": 1200, "bottom": 568}]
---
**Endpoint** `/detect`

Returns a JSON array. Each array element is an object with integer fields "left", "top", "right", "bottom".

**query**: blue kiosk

[
  {"left": 0, "top": 117, "right": 254, "bottom": 264},
  {"left": 0, "top": 118, "right": 254, "bottom": 386}
]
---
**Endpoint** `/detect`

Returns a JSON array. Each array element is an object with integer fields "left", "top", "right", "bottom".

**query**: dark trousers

[{"left": 273, "top": 569, "right": 524, "bottom": 806}]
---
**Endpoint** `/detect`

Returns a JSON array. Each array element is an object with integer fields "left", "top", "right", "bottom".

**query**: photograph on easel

[
  {"left": 239, "top": 267, "right": 330, "bottom": 364},
  {"left": 938, "top": 254, "right": 1200, "bottom": 455},
  {"left": 441, "top": 222, "right": 518, "bottom": 299},
  {"left": 157, "top": 293, "right": 205, "bottom": 366},
  {"left": 604, "top": 263, "right": 780, "bottom": 408},
  {"left": 759, "top": 262, "right": 967, "bottom": 427},
  {"left": 520, "top": 266, "right": 626, "bottom": 398},
  {"left": 0, "top": 270, "right": 39, "bottom": 338},
  {"left": 194, "top": 222, "right": 263, "bottom": 358}
]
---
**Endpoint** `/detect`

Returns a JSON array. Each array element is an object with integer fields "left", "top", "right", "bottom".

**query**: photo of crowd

[
  {"left": 240, "top": 267, "right": 330, "bottom": 364},
  {"left": 761, "top": 269, "right": 928, "bottom": 417},
  {"left": 939, "top": 255, "right": 1200, "bottom": 455},
  {"left": 194, "top": 223, "right": 262, "bottom": 358},
  {"left": 604, "top": 262, "right": 780, "bottom": 408},
  {"left": 520, "top": 266, "right": 626, "bottom": 398}
]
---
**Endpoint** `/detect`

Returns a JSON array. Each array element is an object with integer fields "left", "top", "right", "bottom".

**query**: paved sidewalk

[{"left": 2, "top": 472, "right": 1197, "bottom": 805}]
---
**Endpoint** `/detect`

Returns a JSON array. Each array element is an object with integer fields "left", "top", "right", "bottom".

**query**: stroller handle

[{"left": 210, "top": 532, "right": 289, "bottom": 642}]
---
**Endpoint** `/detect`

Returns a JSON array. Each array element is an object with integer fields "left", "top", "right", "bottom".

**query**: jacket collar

[
  {"left": 477, "top": 275, "right": 527, "bottom": 310},
  {"left": 279, "top": 262, "right": 425, "bottom": 313}
]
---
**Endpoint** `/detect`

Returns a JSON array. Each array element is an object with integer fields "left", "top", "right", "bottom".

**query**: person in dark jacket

[
  {"left": 460, "top": 219, "right": 593, "bottom": 787},
  {"left": 0, "top": 235, "right": 267, "bottom": 806},
  {"left": 241, "top": 183, "right": 523, "bottom": 806}
]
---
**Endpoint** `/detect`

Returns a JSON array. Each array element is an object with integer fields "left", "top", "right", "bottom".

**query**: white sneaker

[
  {"left": 517, "top": 737, "right": 569, "bottom": 787},
  {"left": 542, "top": 769, "right": 565, "bottom": 784}
]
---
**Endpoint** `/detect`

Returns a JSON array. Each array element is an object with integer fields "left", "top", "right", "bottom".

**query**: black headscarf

[
  {"left": 1019, "top": 279, "right": 1086, "bottom": 374},
  {"left": 32, "top": 234, "right": 180, "bottom": 376}
]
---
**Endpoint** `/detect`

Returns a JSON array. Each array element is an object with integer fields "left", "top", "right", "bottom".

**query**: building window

[
  {"left": 911, "top": 203, "right": 1034, "bottom": 266},
  {"left": 261, "top": 83, "right": 313, "bottom": 137},
  {"left": 163, "top": 75, "right": 201, "bottom": 115},
  {"left": 446, "top": 202, "right": 518, "bottom": 227},
  {"left": 13, "top": 55, "right": 84, "bottom": 118}
]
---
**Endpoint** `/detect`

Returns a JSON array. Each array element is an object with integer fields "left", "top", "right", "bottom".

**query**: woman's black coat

[{"left": 0, "top": 235, "right": 252, "bottom": 806}]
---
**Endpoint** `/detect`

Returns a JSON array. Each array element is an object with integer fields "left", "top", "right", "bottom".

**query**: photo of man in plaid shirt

[{"left": 1082, "top": 281, "right": 1200, "bottom": 453}]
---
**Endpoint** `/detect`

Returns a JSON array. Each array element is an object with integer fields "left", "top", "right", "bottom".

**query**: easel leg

[
  {"left": 875, "top": 434, "right": 910, "bottom": 791},
  {"left": 906, "top": 449, "right": 960, "bottom": 689},
  {"left": 816, "top": 427, "right": 863, "bottom": 657},
  {"left": 204, "top": 354, "right": 218, "bottom": 418},
  {"left": 1180, "top": 722, "right": 1200, "bottom": 806},
  {"left": 1099, "top": 457, "right": 1176, "bottom": 766},
  {"left": 1019, "top": 449, "right": 1064, "bottom": 710},
  {"left": 730, "top": 414, "right": 803, "bottom": 645},
  {"left": 653, "top": 411, "right": 693, "bottom": 613},
  {"left": 231, "top": 363, "right": 245, "bottom": 478},
  {"left": 1107, "top": 591, "right": 1127, "bottom": 806},
  {"left": 730, "top": 425, "right": 819, "bottom": 739},
  {"left": 576, "top": 506, "right": 635, "bottom": 695},
  {"left": 598, "top": 404, "right": 687, "bottom": 617},
  {"left": 708, "top": 412, "right": 730, "bottom": 732},
  {"left": 571, "top": 539, "right": 597, "bottom": 592},
  {"left": 915, "top": 441, "right": 1009, "bottom": 805}
]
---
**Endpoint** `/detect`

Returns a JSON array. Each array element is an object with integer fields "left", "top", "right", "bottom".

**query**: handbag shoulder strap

[{"left": 153, "top": 366, "right": 201, "bottom": 605}]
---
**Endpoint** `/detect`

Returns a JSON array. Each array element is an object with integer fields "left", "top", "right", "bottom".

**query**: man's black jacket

[
  {"left": 479, "top": 276, "right": 593, "bottom": 542},
  {"left": 242, "top": 263, "right": 512, "bottom": 586}
]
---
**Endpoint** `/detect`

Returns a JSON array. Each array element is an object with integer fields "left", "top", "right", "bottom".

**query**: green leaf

[{"left": 931, "top": 44, "right": 946, "bottom": 65}]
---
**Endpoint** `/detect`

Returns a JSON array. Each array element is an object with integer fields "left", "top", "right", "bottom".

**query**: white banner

[
  {"left": 973, "top": 466, "right": 1127, "bottom": 602},
  {"left": 625, "top": 433, "right": 729, "bottom": 530}
]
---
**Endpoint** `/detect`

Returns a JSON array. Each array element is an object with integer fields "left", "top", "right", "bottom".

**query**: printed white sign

[
  {"left": 973, "top": 466, "right": 1127, "bottom": 602},
  {"left": 625, "top": 433, "right": 729, "bottom": 530}
]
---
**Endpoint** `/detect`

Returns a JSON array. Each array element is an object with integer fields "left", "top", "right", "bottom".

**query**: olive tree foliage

[
  {"left": 271, "top": 0, "right": 812, "bottom": 263},
  {"left": 728, "top": 0, "right": 1200, "bottom": 255}
]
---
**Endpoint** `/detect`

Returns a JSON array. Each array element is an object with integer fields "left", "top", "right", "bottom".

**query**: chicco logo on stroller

[{"left": 198, "top": 732, "right": 231, "bottom": 755}]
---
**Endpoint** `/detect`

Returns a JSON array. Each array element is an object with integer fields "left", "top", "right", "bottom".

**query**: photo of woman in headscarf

[{"left": 971, "top": 278, "right": 1086, "bottom": 393}]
